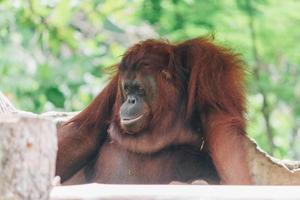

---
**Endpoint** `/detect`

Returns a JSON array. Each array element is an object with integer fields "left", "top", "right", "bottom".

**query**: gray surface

[{"left": 50, "top": 184, "right": 300, "bottom": 200}]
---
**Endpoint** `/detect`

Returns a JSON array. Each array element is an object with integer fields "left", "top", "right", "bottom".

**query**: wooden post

[{"left": 0, "top": 114, "right": 57, "bottom": 200}]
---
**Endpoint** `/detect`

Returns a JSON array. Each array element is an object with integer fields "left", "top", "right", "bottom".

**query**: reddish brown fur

[{"left": 56, "top": 37, "right": 253, "bottom": 184}]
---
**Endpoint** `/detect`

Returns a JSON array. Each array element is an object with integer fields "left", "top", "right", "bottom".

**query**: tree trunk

[{"left": 0, "top": 114, "right": 57, "bottom": 200}]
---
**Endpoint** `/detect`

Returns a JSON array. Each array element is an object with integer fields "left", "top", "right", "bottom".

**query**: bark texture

[
  {"left": 244, "top": 136, "right": 300, "bottom": 184},
  {"left": 0, "top": 114, "right": 57, "bottom": 200}
]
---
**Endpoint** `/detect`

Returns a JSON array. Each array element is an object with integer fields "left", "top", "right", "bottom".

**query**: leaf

[
  {"left": 37, "top": 64, "right": 52, "bottom": 81},
  {"left": 45, "top": 87, "right": 65, "bottom": 108},
  {"left": 49, "top": 0, "right": 72, "bottom": 28},
  {"left": 103, "top": 18, "right": 124, "bottom": 33}
]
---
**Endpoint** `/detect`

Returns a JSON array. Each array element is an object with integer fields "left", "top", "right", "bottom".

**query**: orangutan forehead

[
  {"left": 119, "top": 43, "right": 172, "bottom": 72},
  {"left": 119, "top": 54, "right": 170, "bottom": 73},
  {"left": 120, "top": 70, "right": 154, "bottom": 82}
]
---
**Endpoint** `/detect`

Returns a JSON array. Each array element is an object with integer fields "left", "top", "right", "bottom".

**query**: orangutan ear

[{"left": 174, "top": 37, "right": 245, "bottom": 120}]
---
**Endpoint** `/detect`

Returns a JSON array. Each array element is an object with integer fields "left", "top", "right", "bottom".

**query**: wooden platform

[{"left": 50, "top": 184, "right": 300, "bottom": 200}]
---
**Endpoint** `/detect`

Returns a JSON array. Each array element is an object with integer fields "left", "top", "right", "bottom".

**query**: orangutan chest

[{"left": 90, "top": 141, "right": 219, "bottom": 184}]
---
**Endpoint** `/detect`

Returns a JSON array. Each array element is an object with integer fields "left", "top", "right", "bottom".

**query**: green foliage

[
  {"left": 45, "top": 87, "right": 65, "bottom": 108},
  {"left": 1, "top": 0, "right": 300, "bottom": 159}
]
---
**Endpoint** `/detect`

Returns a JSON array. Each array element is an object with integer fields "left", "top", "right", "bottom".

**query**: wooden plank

[{"left": 50, "top": 184, "right": 300, "bottom": 200}]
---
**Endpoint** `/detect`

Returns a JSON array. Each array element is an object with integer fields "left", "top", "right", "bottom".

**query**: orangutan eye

[
  {"left": 124, "top": 85, "right": 128, "bottom": 91},
  {"left": 123, "top": 85, "right": 128, "bottom": 92},
  {"left": 137, "top": 88, "right": 145, "bottom": 96}
]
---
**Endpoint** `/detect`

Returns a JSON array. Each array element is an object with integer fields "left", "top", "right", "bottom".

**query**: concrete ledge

[{"left": 50, "top": 184, "right": 300, "bottom": 200}]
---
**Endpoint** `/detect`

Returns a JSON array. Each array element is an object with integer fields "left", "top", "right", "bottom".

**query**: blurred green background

[{"left": 0, "top": 0, "right": 300, "bottom": 159}]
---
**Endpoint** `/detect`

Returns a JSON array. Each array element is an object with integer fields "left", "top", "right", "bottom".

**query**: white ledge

[{"left": 50, "top": 184, "right": 300, "bottom": 200}]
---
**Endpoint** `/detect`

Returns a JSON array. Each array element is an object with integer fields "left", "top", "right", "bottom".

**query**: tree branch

[{"left": 245, "top": 0, "right": 276, "bottom": 154}]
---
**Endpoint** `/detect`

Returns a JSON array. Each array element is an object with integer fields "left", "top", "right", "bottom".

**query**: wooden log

[
  {"left": 41, "top": 111, "right": 78, "bottom": 128},
  {"left": 43, "top": 111, "right": 300, "bottom": 185},
  {"left": 0, "top": 114, "right": 57, "bottom": 200},
  {"left": 244, "top": 137, "right": 300, "bottom": 184}
]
